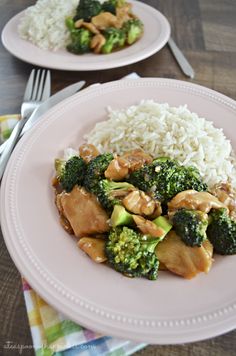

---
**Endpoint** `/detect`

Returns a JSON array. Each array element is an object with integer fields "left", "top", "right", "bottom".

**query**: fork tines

[{"left": 24, "top": 69, "right": 51, "bottom": 102}]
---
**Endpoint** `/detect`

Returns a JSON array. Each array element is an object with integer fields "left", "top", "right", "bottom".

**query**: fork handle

[{"left": 0, "top": 116, "right": 28, "bottom": 180}]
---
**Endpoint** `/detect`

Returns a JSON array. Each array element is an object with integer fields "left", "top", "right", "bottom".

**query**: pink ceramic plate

[
  {"left": 1, "top": 78, "right": 236, "bottom": 344},
  {"left": 1, "top": 1, "right": 170, "bottom": 71}
]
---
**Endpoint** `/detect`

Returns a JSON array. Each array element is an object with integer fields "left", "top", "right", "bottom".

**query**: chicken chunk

[
  {"left": 90, "top": 33, "right": 106, "bottom": 53},
  {"left": 78, "top": 237, "right": 107, "bottom": 263},
  {"left": 168, "top": 190, "right": 228, "bottom": 215},
  {"left": 74, "top": 19, "right": 100, "bottom": 34},
  {"left": 104, "top": 150, "right": 152, "bottom": 181},
  {"left": 121, "top": 149, "right": 153, "bottom": 172},
  {"left": 150, "top": 203, "right": 162, "bottom": 219},
  {"left": 210, "top": 182, "right": 236, "bottom": 220},
  {"left": 123, "top": 190, "right": 159, "bottom": 216},
  {"left": 82, "top": 22, "right": 100, "bottom": 34},
  {"left": 58, "top": 186, "right": 109, "bottom": 237},
  {"left": 79, "top": 143, "right": 100, "bottom": 163},
  {"left": 116, "top": 3, "right": 133, "bottom": 28},
  {"left": 92, "top": 12, "right": 118, "bottom": 30},
  {"left": 74, "top": 19, "right": 84, "bottom": 28},
  {"left": 133, "top": 215, "right": 165, "bottom": 238},
  {"left": 55, "top": 193, "right": 74, "bottom": 234},
  {"left": 156, "top": 231, "right": 213, "bottom": 279},
  {"left": 104, "top": 156, "right": 129, "bottom": 181}
]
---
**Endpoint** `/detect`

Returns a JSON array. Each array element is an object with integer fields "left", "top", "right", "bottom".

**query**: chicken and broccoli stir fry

[
  {"left": 52, "top": 144, "right": 236, "bottom": 281},
  {"left": 66, "top": 0, "right": 143, "bottom": 55}
]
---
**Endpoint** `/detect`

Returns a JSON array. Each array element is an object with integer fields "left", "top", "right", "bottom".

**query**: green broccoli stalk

[
  {"left": 55, "top": 156, "right": 86, "bottom": 192},
  {"left": 74, "top": 0, "right": 102, "bottom": 22},
  {"left": 105, "top": 226, "right": 159, "bottom": 280},
  {"left": 66, "top": 27, "right": 92, "bottom": 54},
  {"left": 110, "top": 205, "right": 133, "bottom": 227},
  {"left": 152, "top": 216, "right": 172, "bottom": 241},
  {"left": 65, "top": 17, "right": 75, "bottom": 32},
  {"left": 123, "top": 18, "right": 144, "bottom": 45},
  {"left": 101, "top": 28, "right": 126, "bottom": 54},
  {"left": 207, "top": 208, "right": 236, "bottom": 255},
  {"left": 83, "top": 153, "right": 114, "bottom": 194},
  {"left": 128, "top": 157, "right": 207, "bottom": 203},
  {"left": 97, "top": 179, "right": 135, "bottom": 211},
  {"left": 172, "top": 208, "right": 208, "bottom": 247}
]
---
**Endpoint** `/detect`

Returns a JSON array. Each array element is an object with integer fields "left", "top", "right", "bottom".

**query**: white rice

[
  {"left": 85, "top": 100, "right": 236, "bottom": 188},
  {"left": 18, "top": 0, "right": 78, "bottom": 50}
]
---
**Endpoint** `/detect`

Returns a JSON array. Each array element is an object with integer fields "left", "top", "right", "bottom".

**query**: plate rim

[
  {"left": 1, "top": 78, "right": 236, "bottom": 344},
  {"left": 1, "top": 1, "right": 171, "bottom": 71}
]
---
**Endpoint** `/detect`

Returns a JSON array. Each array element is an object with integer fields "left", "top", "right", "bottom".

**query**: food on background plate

[
  {"left": 66, "top": 0, "right": 143, "bottom": 54},
  {"left": 18, "top": 0, "right": 144, "bottom": 55},
  {"left": 18, "top": 0, "right": 78, "bottom": 50},
  {"left": 52, "top": 101, "right": 236, "bottom": 281}
]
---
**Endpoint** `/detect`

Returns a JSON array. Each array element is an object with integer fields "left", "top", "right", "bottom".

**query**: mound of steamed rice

[
  {"left": 18, "top": 0, "right": 78, "bottom": 50},
  {"left": 84, "top": 100, "right": 236, "bottom": 188}
]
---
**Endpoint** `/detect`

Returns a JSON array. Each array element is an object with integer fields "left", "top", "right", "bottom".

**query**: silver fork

[{"left": 0, "top": 69, "right": 51, "bottom": 180}]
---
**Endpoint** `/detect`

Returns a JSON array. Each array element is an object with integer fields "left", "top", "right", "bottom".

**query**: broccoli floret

[
  {"left": 101, "top": 0, "right": 117, "bottom": 14},
  {"left": 101, "top": 0, "right": 126, "bottom": 13},
  {"left": 105, "top": 226, "right": 159, "bottom": 280},
  {"left": 55, "top": 156, "right": 86, "bottom": 192},
  {"left": 97, "top": 179, "right": 135, "bottom": 211},
  {"left": 128, "top": 157, "right": 178, "bottom": 201},
  {"left": 128, "top": 157, "right": 207, "bottom": 203},
  {"left": 101, "top": 28, "right": 126, "bottom": 54},
  {"left": 166, "top": 165, "right": 207, "bottom": 198},
  {"left": 67, "top": 27, "right": 92, "bottom": 54},
  {"left": 83, "top": 153, "right": 114, "bottom": 194},
  {"left": 110, "top": 205, "right": 133, "bottom": 227},
  {"left": 172, "top": 209, "right": 208, "bottom": 247},
  {"left": 123, "top": 18, "right": 144, "bottom": 45},
  {"left": 207, "top": 208, "right": 236, "bottom": 255},
  {"left": 74, "top": 0, "right": 102, "bottom": 22}
]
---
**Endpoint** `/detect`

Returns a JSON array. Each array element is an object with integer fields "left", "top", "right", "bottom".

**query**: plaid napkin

[
  {"left": 0, "top": 114, "right": 20, "bottom": 143},
  {"left": 22, "top": 278, "right": 145, "bottom": 356},
  {"left": 0, "top": 112, "right": 146, "bottom": 356}
]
